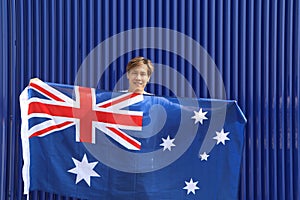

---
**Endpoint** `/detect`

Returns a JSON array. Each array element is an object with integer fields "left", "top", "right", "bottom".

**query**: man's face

[{"left": 127, "top": 64, "right": 150, "bottom": 94}]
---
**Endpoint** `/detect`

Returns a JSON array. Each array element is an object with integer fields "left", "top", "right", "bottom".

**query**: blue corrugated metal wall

[{"left": 1, "top": 0, "right": 299, "bottom": 199}]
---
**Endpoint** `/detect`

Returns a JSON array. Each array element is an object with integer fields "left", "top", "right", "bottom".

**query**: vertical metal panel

[
  {"left": 0, "top": 0, "right": 299, "bottom": 199},
  {"left": 294, "top": 2, "right": 300, "bottom": 200},
  {"left": 239, "top": 1, "right": 247, "bottom": 198},
  {"left": 269, "top": 1, "right": 278, "bottom": 199},
  {"left": 254, "top": 1, "right": 262, "bottom": 198},
  {"left": 0, "top": 1, "right": 9, "bottom": 200},
  {"left": 261, "top": 1, "right": 270, "bottom": 199}
]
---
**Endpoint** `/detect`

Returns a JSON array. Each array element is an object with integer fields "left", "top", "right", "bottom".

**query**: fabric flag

[{"left": 20, "top": 78, "right": 246, "bottom": 200}]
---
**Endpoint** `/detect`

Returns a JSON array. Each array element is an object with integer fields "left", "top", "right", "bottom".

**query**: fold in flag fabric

[{"left": 20, "top": 78, "right": 246, "bottom": 200}]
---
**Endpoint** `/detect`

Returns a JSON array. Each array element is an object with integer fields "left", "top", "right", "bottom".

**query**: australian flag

[{"left": 20, "top": 78, "right": 246, "bottom": 200}]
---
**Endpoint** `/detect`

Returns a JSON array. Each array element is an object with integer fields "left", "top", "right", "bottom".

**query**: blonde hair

[{"left": 126, "top": 57, "right": 154, "bottom": 76}]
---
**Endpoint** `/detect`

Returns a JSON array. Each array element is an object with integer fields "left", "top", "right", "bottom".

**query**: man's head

[{"left": 126, "top": 57, "right": 154, "bottom": 94}]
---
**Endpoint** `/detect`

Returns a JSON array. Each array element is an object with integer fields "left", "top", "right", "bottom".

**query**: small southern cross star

[
  {"left": 199, "top": 152, "right": 210, "bottom": 161},
  {"left": 191, "top": 108, "right": 208, "bottom": 124},
  {"left": 213, "top": 129, "right": 230, "bottom": 145}
]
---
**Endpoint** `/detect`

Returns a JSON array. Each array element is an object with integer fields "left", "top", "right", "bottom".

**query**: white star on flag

[
  {"left": 191, "top": 108, "right": 208, "bottom": 124},
  {"left": 160, "top": 135, "right": 176, "bottom": 151},
  {"left": 213, "top": 129, "right": 230, "bottom": 145},
  {"left": 68, "top": 154, "right": 100, "bottom": 186},
  {"left": 183, "top": 178, "right": 200, "bottom": 194},
  {"left": 200, "top": 152, "right": 209, "bottom": 161}
]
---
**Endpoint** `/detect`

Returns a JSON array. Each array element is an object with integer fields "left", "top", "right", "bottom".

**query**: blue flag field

[{"left": 20, "top": 78, "right": 246, "bottom": 199}]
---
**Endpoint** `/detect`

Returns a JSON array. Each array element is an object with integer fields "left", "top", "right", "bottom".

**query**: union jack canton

[{"left": 25, "top": 78, "right": 143, "bottom": 150}]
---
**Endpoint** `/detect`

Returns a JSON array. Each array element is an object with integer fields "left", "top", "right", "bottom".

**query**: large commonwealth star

[
  {"left": 183, "top": 178, "right": 200, "bottom": 194},
  {"left": 68, "top": 154, "right": 100, "bottom": 186}
]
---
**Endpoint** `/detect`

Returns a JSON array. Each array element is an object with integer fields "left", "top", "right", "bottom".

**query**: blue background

[{"left": 1, "top": 0, "right": 299, "bottom": 199}]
